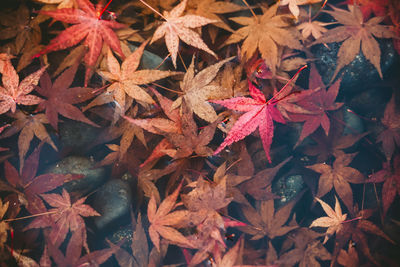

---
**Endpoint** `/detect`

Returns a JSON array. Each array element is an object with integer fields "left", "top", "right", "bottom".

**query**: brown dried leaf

[
  {"left": 148, "top": 181, "right": 193, "bottom": 251},
  {"left": 313, "top": 5, "right": 395, "bottom": 81},
  {"left": 307, "top": 152, "right": 364, "bottom": 211},
  {"left": 172, "top": 56, "right": 235, "bottom": 122},
  {"left": 98, "top": 41, "right": 182, "bottom": 113},
  {"left": 225, "top": 3, "right": 302, "bottom": 73}
]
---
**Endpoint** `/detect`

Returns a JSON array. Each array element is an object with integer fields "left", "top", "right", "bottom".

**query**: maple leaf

[
  {"left": 182, "top": 176, "right": 233, "bottom": 214},
  {"left": 211, "top": 237, "right": 242, "bottom": 267},
  {"left": 297, "top": 20, "right": 329, "bottom": 40},
  {"left": 46, "top": 227, "right": 116, "bottom": 267},
  {"left": 105, "top": 106, "right": 146, "bottom": 160},
  {"left": 171, "top": 56, "right": 234, "bottom": 122},
  {"left": 224, "top": 3, "right": 302, "bottom": 73},
  {"left": 367, "top": 155, "right": 400, "bottom": 217},
  {"left": 40, "top": 189, "right": 100, "bottom": 247},
  {"left": 0, "top": 5, "right": 46, "bottom": 71},
  {"left": 150, "top": 0, "right": 217, "bottom": 68},
  {"left": 337, "top": 241, "right": 359, "bottom": 267},
  {"left": 241, "top": 200, "right": 297, "bottom": 240},
  {"left": 302, "top": 111, "right": 367, "bottom": 163},
  {"left": 345, "top": 0, "right": 389, "bottom": 19},
  {"left": 161, "top": 100, "right": 219, "bottom": 160},
  {"left": 306, "top": 152, "right": 364, "bottom": 211},
  {"left": 310, "top": 196, "right": 347, "bottom": 244},
  {"left": 148, "top": 181, "right": 193, "bottom": 251},
  {"left": 337, "top": 205, "right": 396, "bottom": 264},
  {"left": 211, "top": 76, "right": 303, "bottom": 163},
  {"left": 124, "top": 87, "right": 183, "bottom": 166},
  {"left": 238, "top": 156, "right": 291, "bottom": 201},
  {"left": 312, "top": 4, "right": 395, "bottom": 81},
  {"left": 0, "top": 144, "right": 82, "bottom": 217},
  {"left": 376, "top": 94, "right": 400, "bottom": 161},
  {"left": 0, "top": 111, "right": 57, "bottom": 171},
  {"left": 279, "top": 0, "right": 323, "bottom": 19},
  {"left": 212, "top": 161, "right": 252, "bottom": 206},
  {"left": 97, "top": 40, "right": 182, "bottom": 113},
  {"left": 37, "top": 0, "right": 127, "bottom": 86},
  {"left": 34, "top": 0, "right": 78, "bottom": 9},
  {"left": 278, "top": 227, "right": 331, "bottom": 267},
  {"left": 110, "top": 212, "right": 160, "bottom": 267},
  {"left": 35, "top": 60, "right": 98, "bottom": 132},
  {"left": 186, "top": 0, "right": 245, "bottom": 32},
  {"left": 287, "top": 65, "right": 344, "bottom": 146},
  {"left": 0, "top": 198, "right": 10, "bottom": 258},
  {"left": 0, "top": 56, "right": 46, "bottom": 115}
]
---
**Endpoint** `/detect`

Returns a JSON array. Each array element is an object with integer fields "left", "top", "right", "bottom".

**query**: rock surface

[
  {"left": 45, "top": 156, "right": 106, "bottom": 196},
  {"left": 92, "top": 179, "right": 132, "bottom": 230}
]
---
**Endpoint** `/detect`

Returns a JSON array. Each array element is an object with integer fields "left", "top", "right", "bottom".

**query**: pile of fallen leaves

[{"left": 0, "top": 0, "right": 399, "bottom": 266}]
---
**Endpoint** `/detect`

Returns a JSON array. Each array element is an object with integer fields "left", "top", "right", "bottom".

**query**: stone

[
  {"left": 58, "top": 120, "right": 100, "bottom": 154},
  {"left": 92, "top": 179, "right": 132, "bottom": 230},
  {"left": 45, "top": 156, "right": 106, "bottom": 196},
  {"left": 272, "top": 173, "right": 304, "bottom": 208}
]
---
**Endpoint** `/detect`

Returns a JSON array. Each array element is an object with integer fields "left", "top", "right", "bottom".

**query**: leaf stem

[
  {"left": 267, "top": 65, "right": 308, "bottom": 105},
  {"left": 4, "top": 210, "right": 58, "bottom": 222},
  {"left": 138, "top": 0, "right": 166, "bottom": 20},
  {"left": 98, "top": 0, "right": 114, "bottom": 20},
  {"left": 240, "top": 0, "right": 258, "bottom": 22},
  {"left": 151, "top": 83, "right": 184, "bottom": 95}
]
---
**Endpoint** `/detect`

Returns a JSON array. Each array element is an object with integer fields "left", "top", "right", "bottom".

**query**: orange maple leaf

[{"left": 147, "top": 181, "right": 194, "bottom": 251}]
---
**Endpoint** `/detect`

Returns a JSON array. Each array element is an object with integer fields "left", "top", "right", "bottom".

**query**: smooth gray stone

[{"left": 92, "top": 179, "right": 132, "bottom": 230}]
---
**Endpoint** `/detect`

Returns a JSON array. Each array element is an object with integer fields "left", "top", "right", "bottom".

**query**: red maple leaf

[
  {"left": 45, "top": 227, "right": 115, "bottom": 267},
  {"left": 287, "top": 65, "right": 343, "bottom": 146},
  {"left": 367, "top": 155, "right": 400, "bottom": 217},
  {"left": 1, "top": 144, "right": 82, "bottom": 216},
  {"left": 35, "top": 61, "right": 98, "bottom": 132},
  {"left": 39, "top": 189, "right": 100, "bottom": 247},
  {"left": 376, "top": 94, "right": 400, "bottom": 161},
  {"left": 211, "top": 66, "right": 307, "bottom": 163},
  {"left": 37, "top": 0, "right": 126, "bottom": 86}
]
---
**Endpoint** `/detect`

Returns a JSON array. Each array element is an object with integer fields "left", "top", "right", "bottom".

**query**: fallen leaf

[
  {"left": 34, "top": 0, "right": 78, "bottom": 9},
  {"left": 40, "top": 189, "right": 100, "bottom": 247},
  {"left": 376, "top": 94, "right": 400, "bottom": 161},
  {"left": 37, "top": 0, "right": 127, "bottom": 86},
  {"left": 35, "top": 60, "right": 98, "bottom": 132},
  {"left": 150, "top": 0, "right": 217, "bottom": 67},
  {"left": 288, "top": 65, "right": 344, "bottom": 146},
  {"left": 224, "top": 3, "right": 302, "bottom": 73},
  {"left": 241, "top": 199, "right": 297, "bottom": 240},
  {"left": 148, "top": 181, "right": 193, "bottom": 251},
  {"left": 307, "top": 152, "right": 364, "bottom": 211},
  {"left": 309, "top": 196, "right": 347, "bottom": 244},
  {"left": 172, "top": 56, "right": 235, "bottom": 122},
  {"left": 312, "top": 4, "right": 395, "bottom": 81},
  {"left": 279, "top": 0, "right": 323, "bottom": 19},
  {"left": 337, "top": 241, "right": 359, "bottom": 267},
  {"left": 186, "top": 0, "right": 245, "bottom": 32},
  {"left": 0, "top": 57, "right": 46, "bottom": 115},
  {"left": 278, "top": 227, "right": 331, "bottom": 267},
  {"left": 211, "top": 79, "right": 299, "bottom": 163},
  {"left": 1, "top": 144, "right": 82, "bottom": 217},
  {"left": 97, "top": 40, "right": 182, "bottom": 113},
  {"left": 0, "top": 111, "right": 57, "bottom": 171},
  {"left": 367, "top": 155, "right": 400, "bottom": 217}
]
